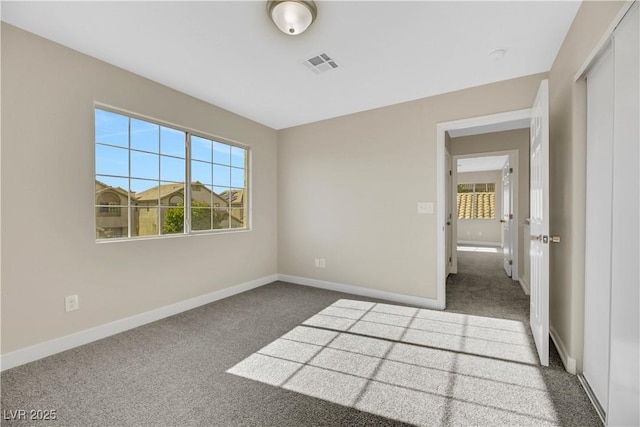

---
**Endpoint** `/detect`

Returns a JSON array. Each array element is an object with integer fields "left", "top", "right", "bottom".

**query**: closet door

[
  {"left": 608, "top": 4, "right": 639, "bottom": 426},
  {"left": 584, "top": 42, "right": 614, "bottom": 413}
]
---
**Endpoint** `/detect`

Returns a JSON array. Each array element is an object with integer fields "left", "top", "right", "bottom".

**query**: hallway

[{"left": 446, "top": 246, "right": 529, "bottom": 323}]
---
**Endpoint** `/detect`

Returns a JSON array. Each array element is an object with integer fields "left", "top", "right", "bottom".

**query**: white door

[
  {"left": 529, "top": 79, "right": 550, "bottom": 367},
  {"left": 502, "top": 160, "right": 513, "bottom": 277},
  {"left": 584, "top": 41, "right": 614, "bottom": 414},
  {"left": 445, "top": 149, "right": 453, "bottom": 276},
  {"left": 607, "top": 4, "right": 639, "bottom": 424}
]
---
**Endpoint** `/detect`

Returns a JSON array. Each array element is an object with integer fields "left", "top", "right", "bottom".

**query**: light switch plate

[{"left": 417, "top": 202, "right": 434, "bottom": 214}]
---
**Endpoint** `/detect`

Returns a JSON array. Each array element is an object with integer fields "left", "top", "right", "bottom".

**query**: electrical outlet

[
  {"left": 319, "top": 259, "right": 326, "bottom": 268},
  {"left": 65, "top": 295, "right": 79, "bottom": 312},
  {"left": 315, "top": 258, "right": 320, "bottom": 267}
]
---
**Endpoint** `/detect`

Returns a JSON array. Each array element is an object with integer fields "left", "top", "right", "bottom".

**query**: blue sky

[{"left": 95, "top": 109, "right": 245, "bottom": 193}]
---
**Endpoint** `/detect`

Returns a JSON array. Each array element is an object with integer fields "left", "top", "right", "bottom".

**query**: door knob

[
  {"left": 530, "top": 235, "right": 561, "bottom": 244},
  {"left": 500, "top": 219, "right": 506, "bottom": 223}
]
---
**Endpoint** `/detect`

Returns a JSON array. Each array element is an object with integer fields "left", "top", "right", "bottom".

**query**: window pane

[
  {"left": 231, "top": 146, "right": 245, "bottom": 168},
  {"left": 191, "top": 160, "right": 212, "bottom": 185},
  {"left": 161, "top": 206, "right": 184, "bottom": 234},
  {"left": 230, "top": 210, "right": 245, "bottom": 229},
  {"left": 214, "top": 208, "right": 230, "bottom": 230},
  {"left": 134, "top": 200, "right": 159, "bottom": 237},
  {"left": 227, "top": 188, "right": 246, "bottom": 209},
  {"left": 458, "top": 183, "right": 474, "bottom": 193},
  {"left": 131, "top": 178, "right": 158, "bottom": 200},
  {"left": 191, "top": 136, "right": 212, "bottom": 162},
  {"left": 131, "top": 119, "right": 159, "bottom": 153},
  {"left": 95, "top": 109, "right": 128, "bottom": 147},
  {"left": 159, "top": 182, "right": 185, "bottom": 207},
  {"left": 212, "top": 186, "right": 230, "bottom": 207},
  {"left": 96, "top": 176, "right": 128, "bottom": 202},
  {"left": 213, "top": 142, "right": 231, "bottom": 165},
  {"left": 96, "top": 144, "right": 128, "bottom": 177},
  {"left": 95, "top": 204, "right": 125, "bottom": 217},
  {"left": 95, "top": 206, "right": 129, "bottom": 240},
  {"left": 167, "top": 193, "right": 184, "bottom": 206},
  {"left": 191, "top": 207, "right": 212, "bottom": 231},
  {"left": 160, "top": 127, "right": 185, "bottom": 157},
  {"left": 457, "top": 192, "right": 473, "bottom": 219},
  {"left": 231, "top": 167, "right": 245, "bottom": 188},
  {"left": 476, "top": 191, "right": 495, "bottom": 219},
  {"left": 191, "top": 183, "right": 213, "bottom": 206},
  {"left": 96, "top": 191, "right": 129, "bottom": 213},
  {"left": 160, "top": 155, "right": 184, "bottom": 183},
  {"left": 131, "top": 151, "right": 159, "bottom": 180},
  {"left": 213, "top": 165, "right": 231, "bottom": 187}
]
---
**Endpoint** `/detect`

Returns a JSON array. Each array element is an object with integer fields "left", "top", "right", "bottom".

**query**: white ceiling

[
  {"left": 1, "top": 1, "right": 581, "bottom": 130},
  {"left": 458, "top": 155, "right": 508, "bottom": 173}
]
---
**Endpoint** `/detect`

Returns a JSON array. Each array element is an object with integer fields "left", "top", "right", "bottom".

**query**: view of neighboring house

[
  {"left": 219, "top": 189, "right": 245, "bottom": 221},
  {"left": 95, "top": 180, "right": 133, "bottom": 238},
  {"left": 96, "top": 180, "right": 243, "bottom": 239}
]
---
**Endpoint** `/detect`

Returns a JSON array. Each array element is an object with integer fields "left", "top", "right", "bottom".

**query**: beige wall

[
  {"left": 456, "top": 170, "right": 503, "bottom": 246},
  {"left": 547, "top": 1, "right": 627, "bottom": 372},
  {"left": 3, "top": 1, "right": 626, "bottom": 368},
  {"left": 278, "top": 73, "right": 545, "bottom": 299},
  {"left": 0, "top": 24, "right": 278, "bottom": 354},
  {"left": 450, "top": 129, "right": 530, "bottom": 277}
]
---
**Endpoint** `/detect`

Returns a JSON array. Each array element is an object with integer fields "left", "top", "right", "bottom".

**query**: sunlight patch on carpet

[{"left": 227, "top": 299, "right": 558, "bottom": 426}]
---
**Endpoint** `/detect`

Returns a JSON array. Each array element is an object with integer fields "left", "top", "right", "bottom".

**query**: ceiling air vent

[{"left": 304, "top": 53, "right": 339, "bottom": 74}]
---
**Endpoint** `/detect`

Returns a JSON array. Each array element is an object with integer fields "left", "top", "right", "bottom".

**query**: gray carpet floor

[
  {"left": 1, "top": 249, "right": 601, "bottom": 426},
  {"left": 446, "top": 247, "right": 530, "bottom": 322}
]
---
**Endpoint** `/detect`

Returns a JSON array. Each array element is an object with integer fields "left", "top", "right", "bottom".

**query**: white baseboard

[
  {"left": 278, "top": 274, "right": 443, "bottom": 310},
  {"left": 518, "top": 276, "right": 530, "bottom": 295},
  {"left": 0, "top": 274, "right": 278, "bottom": 372},
  {"left": 550, "top": 324, "right": 577, "bottom": 374}
]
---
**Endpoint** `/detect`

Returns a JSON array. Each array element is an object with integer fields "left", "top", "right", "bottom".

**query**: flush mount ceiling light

[{"left": 267, "top": 0, "right": 317, "bottom": 35}]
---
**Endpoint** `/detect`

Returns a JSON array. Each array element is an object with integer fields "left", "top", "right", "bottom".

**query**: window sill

[{"left": 95, "top": 227, "right": 251, "bottom": 244}]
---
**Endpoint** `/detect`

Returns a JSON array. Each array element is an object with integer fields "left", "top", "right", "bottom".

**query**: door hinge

[
  {"left": 449, "top": 256, "right": 452, "bottom": 263},
  {"left": 509, "top": 213, "right": 513, "bottom": 220},
  {"left": 449, "top": 170, "right": 452, "bottom": 176},
  {"left": 508, "top": 260, "right": 513, "bottom": 265},
  {"left": 509, "top": 167, "right": 513, "bottom": 174}
]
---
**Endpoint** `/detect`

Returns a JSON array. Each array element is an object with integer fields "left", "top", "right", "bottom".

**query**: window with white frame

[{"left": 95, "top": 108, "right": 248, "bottom": 240}]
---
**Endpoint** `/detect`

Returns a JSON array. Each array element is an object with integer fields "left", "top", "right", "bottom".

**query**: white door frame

[
  {"left": 451, "top": 149, "right": 519, "bottom": 279},
  {"left": 445, "top": 148, "right": 453, "bottom": 277},
  {"left": 436, "top": 108, "right": 531, "bottom": 309}
]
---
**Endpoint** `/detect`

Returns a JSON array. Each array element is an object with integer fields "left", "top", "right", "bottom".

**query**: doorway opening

[
  {"left": 435, "top": 108, "right": 531, "bottom": 310},
  {"left": 436, "top": 80, "right": 550, "bottom": 368},
  {"left": 451, "top": 150, "right": 520, "bottom": 283}
]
